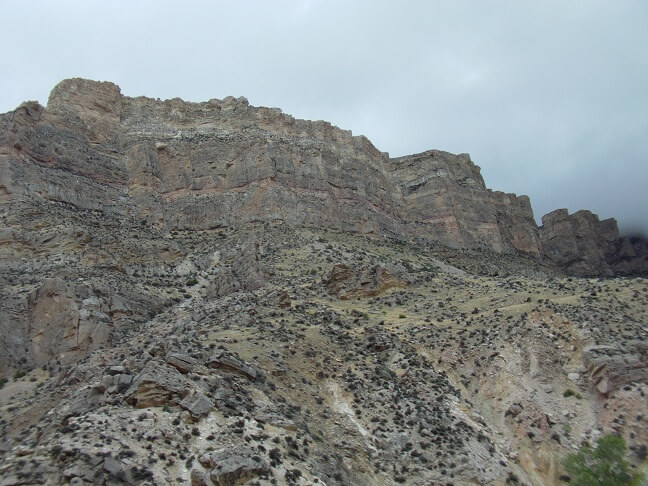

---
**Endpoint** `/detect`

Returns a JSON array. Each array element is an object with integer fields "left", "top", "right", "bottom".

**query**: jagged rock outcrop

[
  {"left": 489, "top": 190, "right": 543, "bottom": 256},
  {"left": 1, "top": 224, "right": 646, "bottom": 486},
  {"left": 2, "top": 79, "right": 647, "bottom": 486},
  {"left": 538, "top": 209, "right": 647, "bottom": 276},
  {"left": 583, "top": 341, "right": 648, "bottom": 394},
  {"left": 2, "top": 77, "right": 647, "bottom": 378},
  {"left": 1, "top": 77, "right": 645, "bottom": 277},
  {"left": 324, "top": 264, "right": 407, "bottom": 300},
  {"left": 388, "top": 150, "right": 543, "bottom": 254}
]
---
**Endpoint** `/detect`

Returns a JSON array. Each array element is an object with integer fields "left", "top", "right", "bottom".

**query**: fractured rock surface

[
  {"left": 0, "top": 79, "right": 647, "bottom": 486},
  {"left": 1, "top": 78, "right": 645, "bottom": 277},
  {"left": 0, "top": 226, "right": 646, "bottom": 486}
]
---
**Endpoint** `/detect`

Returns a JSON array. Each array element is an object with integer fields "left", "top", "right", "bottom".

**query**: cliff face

[
  {"left": 1, "top": 80, "right": 648, "bottom": 486},
  {"left": 1, "top": 78, "right": 645, "bottom": 276},
  {"left": 539, "top": 209, "right": 618, "bottom": 276},
  {"left": 387, "top": 150, "right": 544, "bottom": 255}
]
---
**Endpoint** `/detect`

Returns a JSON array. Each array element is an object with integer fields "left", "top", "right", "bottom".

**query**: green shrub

[
  {"left": 562, "top": 434, "right": 644, "bottom": 486},
  {"left": 0, "top": 377, "right": 7, "bottom": 389},
  {"left": 564, "top": 388, "right": 581, "bottom": 398}
]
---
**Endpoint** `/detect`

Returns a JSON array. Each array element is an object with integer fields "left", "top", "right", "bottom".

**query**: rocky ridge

[
  {"left": 0, "top": 79, "right": 647, "bottom": 485},
  {"left": 0, "top": 225, "right": 646, "bottom": 485},
  {"left": 1, "top": 78, "right": 646, "bottom": 277}
]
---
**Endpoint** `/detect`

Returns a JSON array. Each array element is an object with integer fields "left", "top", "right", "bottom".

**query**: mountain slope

[{"left": 0, "top": 79, "right": 647, "bottom": 486}]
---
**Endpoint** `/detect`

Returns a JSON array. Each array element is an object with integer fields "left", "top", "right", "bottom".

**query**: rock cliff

[
  {"left": 1, "top": 77, "right": 645, "bottom": 278},
  {"left": 0, "top": 79, "right": 647, "bottom": 486}
]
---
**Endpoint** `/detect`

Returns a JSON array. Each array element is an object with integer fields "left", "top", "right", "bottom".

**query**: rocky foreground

[
  {"left": 1, "top": 220, "right": 647, "bottom": 485},
  {"left": 0, "top": 79, "right": 647, "bottom": 485}
]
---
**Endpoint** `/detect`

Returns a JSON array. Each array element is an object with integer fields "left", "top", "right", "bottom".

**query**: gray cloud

[{"left": 2, "top": 0, "right": 647, "bottom": 233}]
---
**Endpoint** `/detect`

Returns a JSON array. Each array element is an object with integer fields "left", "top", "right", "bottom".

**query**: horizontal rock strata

[{"left": 1, "top": 78, "right": 645, "bottom": 278}]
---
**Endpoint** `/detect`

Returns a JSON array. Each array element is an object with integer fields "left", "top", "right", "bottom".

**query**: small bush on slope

[{"left": 563, "top": 434, "right": 644, "bottom": 486}]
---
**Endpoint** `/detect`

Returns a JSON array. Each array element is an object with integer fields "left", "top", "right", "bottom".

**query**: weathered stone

[
  {"left": 1, "top": 78, "right": 643, "bottom": 287},
  {"left": 254, "top": 412, "right": 297, "bottom": 431},
  {"left": 205, "top": 446, "right": 269, "bottom": 486},
  {"left": 325, "top": 264, "right": 407, "bottom": 300},
  {"left": 191, "top": 468, "right": 212, "bottom": 486},
  {"left": 117, "top": 374, "right": 133, "bottom": 386},
  {"left": 124, "top": 361, "right": 190, "bottom": 407},
  {"left": 389, "top": 151, "right": 524, "bottom": 253},
  {"left": 583, "top": 342, "right": 648, "bottom": 394},
  {"left": 58, "top": 387, "right": 104, "bottom": 423},
  {"left": 277, "top": 290, "right": 291, "bottom": 309},
  {"left": 108, "top": 366, "right": 125, "bottom": 375},
  {"left": 1, "top": 77, "right": 648, "bottom": 486},
  {"left": 1, "top": 77, "right": 646, "bottom": 372},
  {"left": 180, "top": 392, "right": 214, "bottom": 419},
  {"left": 166, "top": 352, "right": 198, "bottom": 374},
  {"left": 102, "top": 456, "right": 138, "bottom": 484},
  {"left": 206, "top": 240, "right": 267, "bottom": 297},
  {"left": 63, "top": 463, "right": 94, "bottom": 481},
  {"left": 207, "top": 351, "right": 261, "bottom": 381},
  {"left": 540, "top": 209, "right": 618, "bottom": 276}
]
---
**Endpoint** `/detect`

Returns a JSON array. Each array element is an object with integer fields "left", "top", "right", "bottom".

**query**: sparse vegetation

[
  {"left": 562, "top": 434, "right": 644, "bottom": 486},
  {"left": 563, "top": 388, "right": 581, "bottom": 399}
]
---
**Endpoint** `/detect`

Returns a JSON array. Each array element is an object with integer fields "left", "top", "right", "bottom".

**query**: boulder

[
  {"left": 125, "top": 361, "right": 191, "bottom": 407},
  {"left": 583, "top": 342, "right": 648, "bottom": 394},
  {"left": 324, "top": 264, "right": 407, "bottom": 300},
  {"left": 180, "top": 392, "right": 214, "bottom": 419},
  {"left": 207, "top": 351, "right": 261, "bottom": 381},
  {"left": 204, "top": 446, "right": 269, "bottom": 486},
  {"left": 166, "top": 352, "right": 199, "bottom": 374}
]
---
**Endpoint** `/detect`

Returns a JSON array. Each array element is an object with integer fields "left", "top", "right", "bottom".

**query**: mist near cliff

[{"left": 1, "top": 0, "right": 646, "bottom": 233}]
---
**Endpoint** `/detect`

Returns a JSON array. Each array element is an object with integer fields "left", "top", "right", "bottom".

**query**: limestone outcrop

[
  {"left": 538, "top": 209, "right": 642, "bottom": 276},
  {"left": 1, "top": 77, "right": 645, "bottom": 277},
  {"left": 1, "top": 224, "right": 646, "bottom": 486},
  {"left": 324, "top": 264, "right": 407, "bottom": 300},
  {"left": 2, "top": 78, "right": 647, "bottom": 486}
]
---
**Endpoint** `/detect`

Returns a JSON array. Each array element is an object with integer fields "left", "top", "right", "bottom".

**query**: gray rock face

[
  {"left": 202, "top": 446, "right": 269, "bottom": 486},
  {"left": 1, "top": 77, "right": 645, "bottom": 278},
  {"left": 540, "top": 209, "right": 620, "bottom": 276},
  {"left": 125, "top": 361, "right": 191, "bottom": 407},
  {"left": 583, "top": 342, "right": 648, "bottom": 394},
  {"left": 324, "top": 263, "right": 407, "bottom": 300},
  {"left": 206, "top": 239, "right": 267, "bottom": 297},
  {"left": 180, "top": 392, "right": 214, "bottom": 419},
  {"left": 0, "top": 223, "right": 646, "bottom": 486},
  {"left": 207, "top": 350, "right": 261, "bottom": 381},
  {"left": 389, "top": 150, "right": 509, "bottom": 252},
  {"left": 1, "top": 77, "right": 647, "bottom": 375}
]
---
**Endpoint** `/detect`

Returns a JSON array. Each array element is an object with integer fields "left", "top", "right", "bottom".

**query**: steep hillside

[
  {"left": 0, "top": 79, "right": 646, "bottom": 486},
  {"left": 1, "top": 224, "right": 646, "bottom": 485}
]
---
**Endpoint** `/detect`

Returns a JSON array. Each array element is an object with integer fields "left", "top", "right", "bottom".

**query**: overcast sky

[{"left": 2, "top": 0, "right": 647, "bottom": 234}]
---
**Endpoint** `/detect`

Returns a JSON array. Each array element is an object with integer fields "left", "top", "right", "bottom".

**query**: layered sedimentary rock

[
  {"left": 1, "top": 78, "right": 401, "bottom": 236},
  {"left": 536, "top": 209, "right": 648, "bottom": 276},
  {"left": 388, "top": 150, "right": 507, "bottom": 251},
  {"left": 324, "top": 264, "right": 408, "bottom": 300},
  {"left": 388, "top": 150, "right": 544, "bottom": 255},
  {"left": 539, "top": 209, "right": 618, "bottom": 276},
  {"left": 1, "top": 78, "right": 648, "bottom": 486},
  {"left": 1, "top": 78, "right": 646, "bottom": 278},
  {"left": 489, "top": 190, "right": 543, "bottom": 256}
]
